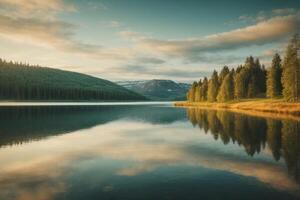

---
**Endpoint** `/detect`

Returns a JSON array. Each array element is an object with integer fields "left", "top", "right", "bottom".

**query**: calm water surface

[{"left": 0, "top": 103, "right": 299, "bottom": 200}]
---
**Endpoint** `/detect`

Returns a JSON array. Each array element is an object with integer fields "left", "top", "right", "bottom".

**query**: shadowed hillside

[{"left": 0, "top": 59, "right": 147, "bottom": 101}]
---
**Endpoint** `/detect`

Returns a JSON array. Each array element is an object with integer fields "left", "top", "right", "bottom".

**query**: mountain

[
  {"left": 117, "top": 79, "right": 191, "bottom": 101},
  {"left": 0, "top": 59, "right": 146, "bottom": 101}
]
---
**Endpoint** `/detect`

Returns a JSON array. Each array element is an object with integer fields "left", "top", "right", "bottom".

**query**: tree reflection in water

[{"left": 187, "top": 108, "right": 300, "bottom": 183}]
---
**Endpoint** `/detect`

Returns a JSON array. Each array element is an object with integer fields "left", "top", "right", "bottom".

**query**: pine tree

[
  {"left": 207, "top": 70, "right": 219, "bottom": 102},
  {"left": 219, "top": 66, "right": 230, "bottom": 85},
  {"left": 234, "top": 68, "right": 249, "bottom": 99},
  {"left": 200, "top": 77, "right": 208, "bottom": 101},
  {"left": 217, "top": 69, "right": 234, "bottom": 102},
  {"left": 254, "top": 58, "right": 267, "bottom": 96},
  {"left": 194, "top": 80, "right": 202, "bottom": 102},
  {"left": 234, "top": 56, "right": 266, "bottom": 99},
  {"left": 246, "top": 57, "right": 266, "bottom": 98},
  {"left": 247, "top": 75, "right": 257, "bottom": 98},
  {"left": 282, "top": 34, "right": 300, "bottom": 102},
  {"left": 267, "top": 53, "right": 282, "bottom": 98},
  {"left": 188, "top": 82, "right": 198, "bottom": 102}
]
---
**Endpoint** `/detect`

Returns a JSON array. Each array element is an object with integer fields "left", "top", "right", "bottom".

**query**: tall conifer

[
  {"left": 207, "top": 70, "right": 219, "bottom": 102},
  {"left": 267, "top": 53, "right": 282, "bottom": 98},
  {"left": 282, "top": 34, "right": 300, "bottom": 102}
]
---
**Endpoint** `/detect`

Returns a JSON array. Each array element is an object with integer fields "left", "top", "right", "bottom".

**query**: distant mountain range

[{"left": 117, "top": 80, "right": 191, "bottom": 101}]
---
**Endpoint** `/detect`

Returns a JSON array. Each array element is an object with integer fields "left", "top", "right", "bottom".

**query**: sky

[{"left": 0, "top": 0, "right": 299, "bottom": 82}]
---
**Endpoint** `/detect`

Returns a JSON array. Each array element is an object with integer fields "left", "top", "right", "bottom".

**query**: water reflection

[
  {"left": 187, "top": 108, "right": 300, "bottom": 184},
  {"left": 0, "top": 105, "right": 186, "bottom": 147},
  {"left": 0, "top": 105, "right": 300, "bottom": 200}
]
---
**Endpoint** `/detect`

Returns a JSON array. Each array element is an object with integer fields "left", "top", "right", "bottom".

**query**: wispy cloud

[
  {"left": 236, "top": 8, "right": 299, "bottom": 24},
  {"left": 137, "top": 15, "right": 300, "bottom": 61},
  {"left": 87, "top": 1, "right": 107, "bottom": 10},
  {"left": 136, "top": 57, "right": 165, "bottom": 64},
  {"left": 0, "top": 0, "right": 76, "bottom": 19},
  {"left": 116, "top": 64, "right": 211, "bottom": 79},
  {"left": 109, "top": 20, "right": 122, "bottom": 28},
  {"left": 0, "top": 1, "right": 298, "bottom": 81},
  {"left": 272, "top": 8, "right": 297, "bottom": 16},
  {"left": 119, "top": 31, "right": 147, "bottom": 41},
  {"left": 0, "top": 0, "right": 131, "bottom": 61},
  {"left": 0, "top": 14, "right": 102, "bottom": 54}
]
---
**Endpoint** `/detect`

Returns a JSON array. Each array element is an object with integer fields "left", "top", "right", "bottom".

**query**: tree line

[
  {"left": 187, "top": 34, "right": 300, "bottom": 102},
  {"left": 0, "top": 59, "right": 146, "bottom": 101}
]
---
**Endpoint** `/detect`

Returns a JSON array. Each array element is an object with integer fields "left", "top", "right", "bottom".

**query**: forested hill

[{"left": 0, "top": 59, "right": 147, "bottom": 101}]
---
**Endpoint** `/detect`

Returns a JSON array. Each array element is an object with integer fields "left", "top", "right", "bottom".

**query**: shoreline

[
  {"left": 0, "top": 101, "right": 171, "bottom": 107},
  {"left": 174, "top": 99, "right": 300, "bottom": 121}
]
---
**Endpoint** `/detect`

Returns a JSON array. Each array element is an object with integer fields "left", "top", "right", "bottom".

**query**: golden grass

[{"left": 174, "top": 99, "right": 300, "bottom": 121}]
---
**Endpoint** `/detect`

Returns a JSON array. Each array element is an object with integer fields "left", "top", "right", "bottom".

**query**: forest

[
  {"left": 0, "top": 60, "right": 147, "bottom": 101},
  {"left": 187, "top": 34, "right": 300, "bottom": 103}
]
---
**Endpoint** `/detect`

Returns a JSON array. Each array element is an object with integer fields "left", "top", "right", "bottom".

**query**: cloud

[
  {"left": 272, "top": 8, "right": 297, "bottom": 16},
  {"left": 119, "top": 31, "right": 147, "bottom": 41},
  {"left": 109, "top": 20, "right": 122, "bottom": 28},
  {"left": 262, "top": 49, "right": 282, "bottom": 58},
  {"left": 183, "top": 54, "right": 245, "bottom": 64},
  {"left": 0, "top": 0, "right": 76, "bottom": 19},
  {"left": 236, "top": 8, "right": 299, "bottom": 24},
  {"left": 0, "top": 2, "right": 299, "bottom": 81},
  {"left": 0, "top": 14, "right": 101, "bottom": 54},
  {"left": 0, "top": 0, "right": 130, "bottom": 60},
  {"left": 238, "top": 15, "right": 256, "bottom": 23},
  {"left": 138, "top": 15, "right": 300, "bottom": 60},
  {"left": 136, "top": 57, "right": 165, "bottom": 64},
  {"left": 117, "top": 64, "right": 211, "bottom": 79},
  {"left": 87, "top": 1, "right": 107, "bottom": 10}
]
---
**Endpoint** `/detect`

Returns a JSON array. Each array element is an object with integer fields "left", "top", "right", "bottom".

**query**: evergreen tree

[
  {"left": 194, "top": 80, "right": 202, "bottom": 102},
  {"left": 187, "top": 81, "right": 198, "bottom": 102},
  {"left": 267, "top": 53, "right": 282, "bottom": 98},
  {"left": 282, "top": 34, "right": 300, "bottom": 102},
  {"left": 234, "top": 67, "right": 249, "bottom": 99},
  {"left": 246, "top": 57, "right": 265, "bottom": 98},
  {"left": 253, "top": 58, "right": 267, "bottom": 96},
  {"left": 234, "top": 57, "right": 266, "bottom": 99},
  {"left": 200, "top": 77, "right": 208, "bottom": 101},
  {"left": 217, "top": 69, "right": 234, "bottom": 102},
  {"left": 218, "top": 66, "right": 230, "bottom": 85},
  {"left": 247, "top": 76, "right": 257, "bottom": 98},
  {"left": 207, "top": 70, "right": 219, "bottom": 102}
]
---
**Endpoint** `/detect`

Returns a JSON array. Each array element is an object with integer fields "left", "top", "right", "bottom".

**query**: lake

[{"left": 0, "top": 103, "right": 299, "bottom": 200}]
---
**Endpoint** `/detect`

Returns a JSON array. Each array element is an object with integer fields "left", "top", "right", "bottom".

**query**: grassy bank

[{"left": 175, "top": 99, "right": 300, "bottom": 120}]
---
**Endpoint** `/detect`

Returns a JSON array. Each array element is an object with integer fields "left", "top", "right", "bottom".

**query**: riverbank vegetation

[
  {"left": 186, "top": 34, "right": 300, "bottom": 104},
  {"left": 175, "top": 99, "right": 300, "bottom": 119}
]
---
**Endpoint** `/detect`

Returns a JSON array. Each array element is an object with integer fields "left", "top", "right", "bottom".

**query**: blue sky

[{"left": 0, "top": 0, "right": 299, "bottom": 82}]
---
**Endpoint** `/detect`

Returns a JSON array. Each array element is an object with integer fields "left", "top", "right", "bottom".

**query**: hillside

[
  {"left": 0, "top": 60, "right": 146, "bottom": 101},
  {"left": 117, "top": 80, "right": 190, "bottom": 101}
]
